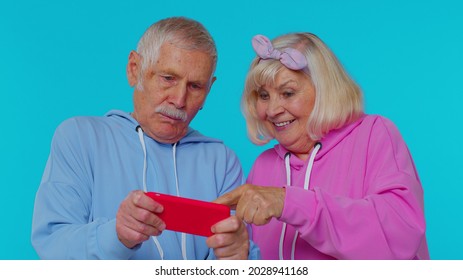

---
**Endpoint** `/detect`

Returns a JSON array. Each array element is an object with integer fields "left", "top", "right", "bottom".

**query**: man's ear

[
  {"left": 211, "top": 76, "right": 217, "bottom": 86},
  {"left": 127, "top": 51, "right": 140, "bottom": 87},
  {"left": 208, "top": 76, "right": 217, "bottom": 92},
  {"left": 200, "top": 76, "right": 217, "bottom": 110}
]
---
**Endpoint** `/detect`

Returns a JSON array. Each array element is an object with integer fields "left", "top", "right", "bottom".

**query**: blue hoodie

[{"left": 31, "top": 110, "right": 260, "bottom": 259}]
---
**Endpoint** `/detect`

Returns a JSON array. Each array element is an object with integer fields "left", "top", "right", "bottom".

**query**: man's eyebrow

[
  {"left": 189, "top": 79, "right": 208, "bottom": 86},
  {"left": 157, "top": 69, "right": 178, "bottom": 76}
]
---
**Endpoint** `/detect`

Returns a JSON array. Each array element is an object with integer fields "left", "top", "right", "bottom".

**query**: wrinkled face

[
  {"left": 128, "top": 42, "right": 215, "bottom": 143},
  {"left": 256, "top": 67, "right": 316, "bottom": 158}
]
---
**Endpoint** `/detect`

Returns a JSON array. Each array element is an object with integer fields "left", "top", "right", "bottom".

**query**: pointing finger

[{"left": 213, "top": 186, "right": 245, "bottom": 207}]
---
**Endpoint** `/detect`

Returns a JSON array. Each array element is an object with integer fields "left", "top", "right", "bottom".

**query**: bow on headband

[{"left": 252, "top": 35, "right": 308, "bottom": 70}]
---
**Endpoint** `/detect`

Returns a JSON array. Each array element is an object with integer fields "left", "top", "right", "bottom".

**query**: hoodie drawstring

[
  {"left": 172, "top": 142, "right": 187, "bottom": 260},
  {"left": 279, "top": 152, "right": 291, "bottom": 260},
  {"left": 137, "top": 126, "right": 148, "bottom": 193},
  {"left": 136, "top": 126, "right": 187, "bottom": 260},
  {"left": 280, "top": 142, "right": 322, "bottom": 260}
]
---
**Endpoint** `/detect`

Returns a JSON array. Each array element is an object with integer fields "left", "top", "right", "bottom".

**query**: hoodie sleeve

[
  {"left": 218, "top": 146, "right": 246, "bottom": 195},
  {"left": 279, "top": 117, "right": 427, "bottom": 259},
  {"left": 31, "top": 119, "right": 136, "bottom": 259},
  {"left": 213, "top": 146, "right": 261, "bottom": 260}
]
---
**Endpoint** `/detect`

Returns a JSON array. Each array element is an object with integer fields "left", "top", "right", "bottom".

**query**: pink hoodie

[{"left": 247, "top": 114, "right": 429, "bottom": 259}]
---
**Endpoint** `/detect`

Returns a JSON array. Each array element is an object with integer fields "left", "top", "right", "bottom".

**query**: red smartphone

[{"left": 145, "top": 192, "right": 230, "bottom": 237}]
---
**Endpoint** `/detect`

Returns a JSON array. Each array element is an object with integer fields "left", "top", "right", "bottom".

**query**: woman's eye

[
  {"left": 283, "top": 91, "right": 295, "bottom": 98},
  {"left": 258, "top": 91, "right": 269, "bottom": 100}
]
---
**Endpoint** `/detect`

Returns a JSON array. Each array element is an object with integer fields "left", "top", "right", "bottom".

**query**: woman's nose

[{"left": 266, "top": 97, "right": 284, "bottom": 117}]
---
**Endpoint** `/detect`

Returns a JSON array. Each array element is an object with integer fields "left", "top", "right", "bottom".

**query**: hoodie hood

[
  {"left": 105, "top": 110, "right": 223, "bottom": 145},
  {"left": 274, "top": 114, "right": 366, "bottom": 169}
]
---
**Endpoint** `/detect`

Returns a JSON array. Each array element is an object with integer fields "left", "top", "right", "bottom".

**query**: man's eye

[
  {"left": 162, "top": 75, "right": 174, "bottom": 81},
  {"left": 190, "top": 83, "right": 202, "bottom": 90}
]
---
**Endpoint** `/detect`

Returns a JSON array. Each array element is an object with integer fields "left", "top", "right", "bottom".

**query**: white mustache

[{"left": 155, "top": 106, "right": 188, "bottom": 122}]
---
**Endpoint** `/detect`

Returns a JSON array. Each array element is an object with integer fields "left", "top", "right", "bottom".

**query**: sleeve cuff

[
  {"left": 279, "top": 186, "right": 317, "bottom": 228},
  {"left": 96, "top": 219, "right": 139, "bottom": 259}
]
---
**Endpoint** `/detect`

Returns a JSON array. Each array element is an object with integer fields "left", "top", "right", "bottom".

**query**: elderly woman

[{"left": 215, "top": 33, "right": 429, "bottom": 259}]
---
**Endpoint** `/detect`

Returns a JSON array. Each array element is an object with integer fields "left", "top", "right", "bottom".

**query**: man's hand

[
  {"left": 116, "top": 190, "right": 166, "bottom": 248},
  {"left": 214, "top": 184, "right": 286, "bottom": 225},
  {"left": 206, "top": 216, "right": 249, "bottom": 259}
]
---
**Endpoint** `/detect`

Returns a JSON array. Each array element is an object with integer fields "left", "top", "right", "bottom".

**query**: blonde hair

[
  {"left": 135, "top": 17, "right": 217, "bottom": 89},
  {"left": 242, "top": 32, "right": 363, "bottom": 145}
]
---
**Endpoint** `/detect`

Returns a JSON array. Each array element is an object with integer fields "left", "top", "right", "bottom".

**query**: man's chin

[{"left": 148, "top": 128, "right": 188, "bottom": 144}]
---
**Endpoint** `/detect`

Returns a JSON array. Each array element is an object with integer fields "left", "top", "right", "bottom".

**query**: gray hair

[
  {"left": 135, "top": 17, "right": 217, "bottom": 89},
  {"left": 242, "top": 32, "right": 364, "bottom": 144}
]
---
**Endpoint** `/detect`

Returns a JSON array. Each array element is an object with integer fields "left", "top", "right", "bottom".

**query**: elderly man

[{"left": 31, "top": 17, "right": 259, "bottom": 260}]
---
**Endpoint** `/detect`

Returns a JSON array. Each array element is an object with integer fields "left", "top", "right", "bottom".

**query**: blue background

[{"left": 1, "top": 0, "right": 462, "bottom": 259}]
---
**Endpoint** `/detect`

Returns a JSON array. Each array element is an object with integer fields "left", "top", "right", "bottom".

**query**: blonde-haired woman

[{"left": 216, "top": 33, "right": 429, "bottom": 260}]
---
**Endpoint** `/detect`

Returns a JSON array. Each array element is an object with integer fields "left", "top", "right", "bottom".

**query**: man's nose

[{"left": 169, "top": 83, "right": 187, "bottom": 109}]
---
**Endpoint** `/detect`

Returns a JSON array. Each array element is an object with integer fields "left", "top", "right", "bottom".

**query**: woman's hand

[{"left": 214, "top": 184, "right": 286, "bottom": 225}]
